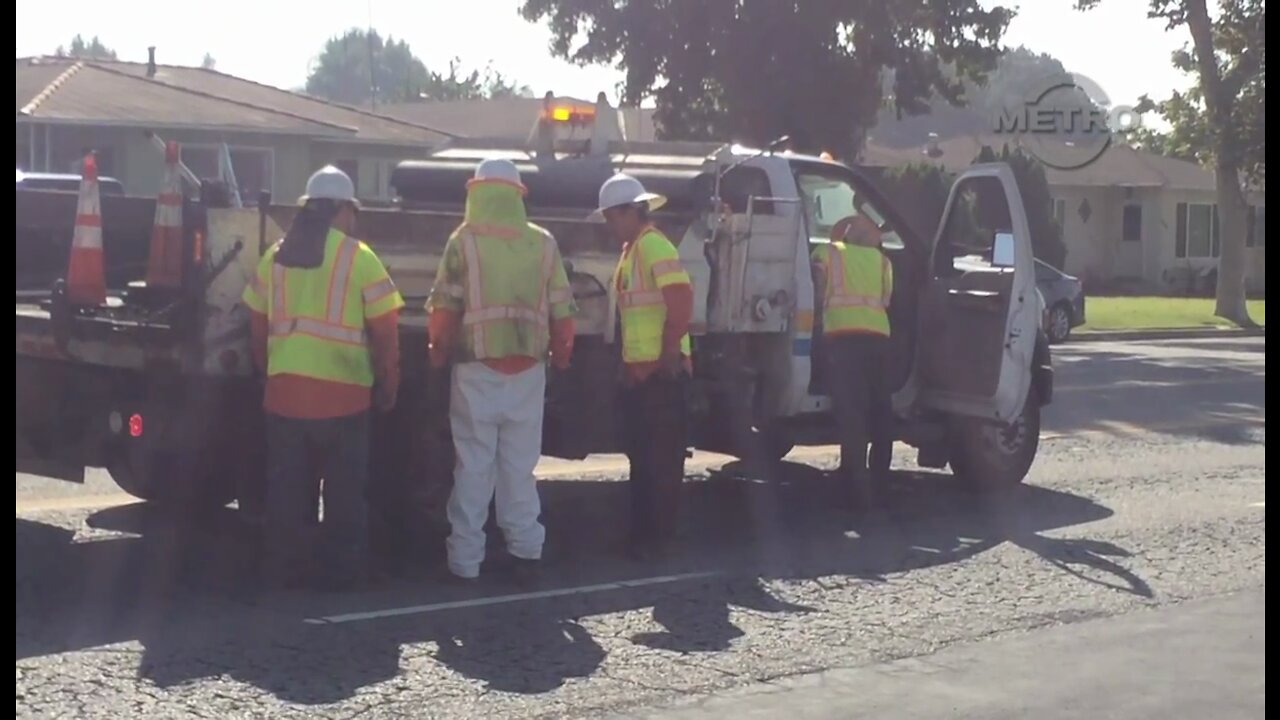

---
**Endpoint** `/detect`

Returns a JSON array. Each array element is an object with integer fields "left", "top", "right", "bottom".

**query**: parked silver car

[{"left": 1036, "top": 259, "right": 1086, "bottom": 343}]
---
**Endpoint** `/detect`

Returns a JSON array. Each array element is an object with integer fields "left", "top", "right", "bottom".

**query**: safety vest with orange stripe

[
  {"left": 609, "top": 227, "right": 693, "bottom": 363},
  {"left": 811, "top": 242, "right": 893, "bottom": 337},
  {"left": 427, "top": 222, "right": 576, "bottom": 363},
  {"left": 242, "top": 228, "right": 404, "bottom": 386}
]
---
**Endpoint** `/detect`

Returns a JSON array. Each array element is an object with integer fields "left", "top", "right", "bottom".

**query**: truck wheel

[
  {"left": 947, "top": 400, "right": 1041, "bottom": 491},
  {"left": 106, "top": 445, "right": 236, "bottom": 511},
  {"left": 102, "top": 382, "right": 240, "bottom": 513}
]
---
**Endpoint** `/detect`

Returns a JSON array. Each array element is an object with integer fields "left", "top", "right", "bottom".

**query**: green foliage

[
  {"left": 873, "top": 46, "right": 1094, "bottom": 147},
  {"left": 874, "top": 149, "right": 1064, "bottom": 267},
  {"left": 975, "top": 145, "right": 1066, "bottom": 269},
  {"left": 54, "top": 35, "right": 117, "bottom": 61},
  {"left": 305, "top": 29, "right": 531, "bottom": 107},
  {"left": 519, "top": 0, "right": 1013, "bottom": 158}
]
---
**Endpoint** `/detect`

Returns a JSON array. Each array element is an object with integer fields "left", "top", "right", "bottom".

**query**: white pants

[{"left": 446, "top": 362, "right": 547, "bottom": 578}]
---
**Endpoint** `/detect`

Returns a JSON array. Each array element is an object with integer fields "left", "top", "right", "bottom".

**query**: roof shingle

[
  {"left": 16, "top": 56, "right": 448, "bottom": 145},
  {"left": 860, "top": 133, "right": 1215, "bottom": 191}
]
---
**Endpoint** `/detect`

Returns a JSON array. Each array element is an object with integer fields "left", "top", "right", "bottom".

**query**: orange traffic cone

[
  {"left": 145, "top": 141, "right": 184, "bottom": 288},
  {"left": 66, "top": 153, "right": 106, "bottom": 306}
]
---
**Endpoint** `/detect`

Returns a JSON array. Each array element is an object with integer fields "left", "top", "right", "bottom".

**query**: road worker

[
  {"left": 594, "top": 173, "right": 693, "bottom": 559},
  {"left": 811, "top": 213, "right": 894, "bottom": 509},
  {"left": 427, "top": 159, "right": 577, "bottom": 585},
  {"left": 241, "top": 165, "right": 404, "bottom": 590}
]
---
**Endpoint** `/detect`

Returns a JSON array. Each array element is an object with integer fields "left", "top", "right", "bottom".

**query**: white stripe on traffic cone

[
  {"left": 145, "top": 141, "right": 184, "bottom": 288},
  {"left": 66, "top": 153, "right": 106, "bottom": 306}
]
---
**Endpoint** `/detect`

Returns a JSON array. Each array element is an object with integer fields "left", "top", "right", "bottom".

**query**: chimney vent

[{"left": 146, "top": 47, "right": 156, "bottom": 78}]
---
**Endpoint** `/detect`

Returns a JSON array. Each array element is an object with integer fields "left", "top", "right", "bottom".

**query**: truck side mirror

[{"left": 992, "top": 232, "right": 1016, "bottom": 268}]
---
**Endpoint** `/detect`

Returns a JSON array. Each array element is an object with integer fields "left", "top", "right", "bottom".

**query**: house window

[
  {"left": 180, "top": 145, "right": 273, "bottom": 205},
  {"left": 1176, "top": 202, "right": 1218, "bottom": 258},
  {"left": 1246, "top": 206, "right": 1266, "bottom": 247},
  {"left": 1122, "top": 204, "right": 1142, "bottom": 242}
]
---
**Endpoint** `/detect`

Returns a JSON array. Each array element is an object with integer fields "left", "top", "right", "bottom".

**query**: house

[
  {"left": 16, "top": 51, "right": 449, "bottom": 204},
  {"left": 379, "top": 94, "right": 659, "bottom": 143},
  {"left": 860, "top": 134, "right": 1265, "bottom": 294}
]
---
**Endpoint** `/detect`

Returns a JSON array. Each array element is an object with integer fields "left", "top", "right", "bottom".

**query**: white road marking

[
  {"left": 1250, "top": 502, "right": 1265, "bottom": 508},
  {"left": 304, "top": 571, "right": 722, "bottom": 625}
]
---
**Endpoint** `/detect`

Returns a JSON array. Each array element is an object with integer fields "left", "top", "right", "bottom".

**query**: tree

[
  {"left": 975, "top": 144, "right": 1067, "bottom": 269},
  {"left": 874, "top": 147, "right": 1065, "bottom": 269},
  {"left": 418, "top": 58, "right": 534, "bottom": 102},
  {"left": 305, "top": 29, "right": 531, "bottom": 107},
  {"left": 53, "top": 35, "right": 117, "bottom": 61},
  {"left": 873, "top": 47, "right": 1091, "bottom": 148},
  {"left": 519, "top": 0, "right": 1013, "bottom": 158},
  {"left": 1080, "top": 0, "right": 1263, "bottom": 325},
  {"left": 201, "top": 53, "right": 217, "bottom": 70}
]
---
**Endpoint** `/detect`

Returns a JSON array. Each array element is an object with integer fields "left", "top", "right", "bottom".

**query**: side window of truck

[
  {"left": 719, "top": 166, "right": 774, "bottom": 215},
  {"left": 796, "top": 172, "right": 903, "bottom": 252}
]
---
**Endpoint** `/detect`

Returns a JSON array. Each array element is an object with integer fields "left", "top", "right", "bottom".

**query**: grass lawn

[{"left": 1080, "top": 297, "right": 1266, "bottom": 332}]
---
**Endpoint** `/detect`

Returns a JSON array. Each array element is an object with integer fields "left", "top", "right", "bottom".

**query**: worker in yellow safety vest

[
  {"left": 427, "top": 159, "right": 577, "bottom": 585},
  {"left": 811, "top": 213, "right": 894, "bottom": 510},
  {"left": 242, "top": 165, "right": 405, "bottom": 590},
  {"left": 595, "top": 173, "right": 694, "bottom": 559}
]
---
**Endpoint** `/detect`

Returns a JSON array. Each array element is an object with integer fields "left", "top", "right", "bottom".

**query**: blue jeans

[{"left": 264, "top": 412, "right": 370, "bottom": 580}]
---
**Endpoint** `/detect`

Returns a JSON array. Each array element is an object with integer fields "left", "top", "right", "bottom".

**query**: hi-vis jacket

[{"left": 427, "top": 179, "right": 577, "bottom": 372}]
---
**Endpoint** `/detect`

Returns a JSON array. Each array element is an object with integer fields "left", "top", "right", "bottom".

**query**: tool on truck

[{"left": 15, "top": 94, "right": 1054, "bottom": 548}]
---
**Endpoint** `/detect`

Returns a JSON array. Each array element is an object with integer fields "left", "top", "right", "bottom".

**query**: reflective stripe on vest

[
  {"left": 456, "top": 226, "right": 556, "bottom": 360},
  {"left": 823, "top": 243, "right": 891, "bottom": 336},
  {"left": 612, "top": 228, "right": 692, "bottom": 363},
  {"left": 266, "top": 232, "right": 375, "bottom": 384}
]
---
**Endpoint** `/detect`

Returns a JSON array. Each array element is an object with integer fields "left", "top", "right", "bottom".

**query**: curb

[{"left": 1070, "top": 327, "right": 1266, "bottom": 342}]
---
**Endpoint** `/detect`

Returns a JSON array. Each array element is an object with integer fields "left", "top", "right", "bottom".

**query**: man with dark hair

[{"left": 241, "top": 165, "right": 403, "bottom": 589}]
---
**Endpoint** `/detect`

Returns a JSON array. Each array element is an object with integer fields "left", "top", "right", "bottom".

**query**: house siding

[{"left": 18, "top": 122, "right": 433, "bottom": 204}]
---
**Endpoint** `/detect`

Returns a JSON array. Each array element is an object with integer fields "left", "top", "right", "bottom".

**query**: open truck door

[
  {"left": 916, "top": 164, "right": 1037, "bottom": 421},
  {"left": 913, "top": 164, "right": 1041, "bottom": 487}
]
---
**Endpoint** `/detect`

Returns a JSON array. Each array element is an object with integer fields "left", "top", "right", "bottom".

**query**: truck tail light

[{"left": 129, "top": 413, "right": 144, "bottom": 438}]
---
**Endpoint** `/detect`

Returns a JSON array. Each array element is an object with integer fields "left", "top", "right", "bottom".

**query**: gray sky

[{"left": 16, "top": 0, "right": 1193, "bottom": 110}]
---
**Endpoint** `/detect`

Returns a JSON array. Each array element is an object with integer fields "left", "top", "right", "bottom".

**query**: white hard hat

[
  {"left": 299, "top": 165, "right": 359, "bottom": 207},
  {"left": 588, "top": 173, "right": 666, "bottom": 221},
  {"left": 468, "top": 158, "right": 527, "bottom": 193}
]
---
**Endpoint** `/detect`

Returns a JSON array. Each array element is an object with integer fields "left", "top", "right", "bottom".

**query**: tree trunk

[
  {"left": 1184, "top": 0, "right": 1253, "bottom": 326},
  {"left": 1212, "top": 163, "right": 1253, "bottom": 325}
]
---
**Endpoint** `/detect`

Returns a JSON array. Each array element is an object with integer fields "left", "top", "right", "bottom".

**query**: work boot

[{"left": 507, "top": 557, "right": 541, "bottom": 588}]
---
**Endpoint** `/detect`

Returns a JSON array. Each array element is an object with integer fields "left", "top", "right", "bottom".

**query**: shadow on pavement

[
  {"left": 16, "top": 461, "right": 1124, "bottom": 704},
  {"left": 1047, "top": 344, "right": 1264, "bottom": 446}
]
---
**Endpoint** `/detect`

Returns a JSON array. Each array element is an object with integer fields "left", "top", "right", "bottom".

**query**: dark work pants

[
  {"left": 824, "top": 334, "right": 891, "bottom": 488},
  {"left": 264, "top": 412, "right": 370, "bottom": 581},
  {"left": 620, "top": 373, "right": 689, "bottom": 546}
]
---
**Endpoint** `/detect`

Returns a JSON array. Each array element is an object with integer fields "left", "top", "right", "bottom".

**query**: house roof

[
  {"left": 15, "top": 56, "right": 450, "bottom": 145},
  {"left": 860, "top": 133, "right": 1216, "bottom": 192},
  {"left": 380, "top": 96, "right": 661, "bottom": 141}
]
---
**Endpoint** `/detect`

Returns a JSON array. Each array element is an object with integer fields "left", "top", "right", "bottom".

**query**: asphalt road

[{"left": 16, "top": 337, "right": 1265, "bottom": 719}]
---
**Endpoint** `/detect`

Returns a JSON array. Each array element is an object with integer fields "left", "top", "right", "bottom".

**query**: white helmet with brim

[{"left": 588, "top": 173, "right": 666, "bottom": 221}]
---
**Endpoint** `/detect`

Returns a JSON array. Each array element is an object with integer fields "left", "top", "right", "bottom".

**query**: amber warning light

[{"left": 547, "top": 105, "right": 596, "bottom": 125}]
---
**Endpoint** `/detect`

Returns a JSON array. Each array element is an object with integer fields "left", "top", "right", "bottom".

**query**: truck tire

[
  {"left": 947, "top": 399, "right": 1041, "bottom": 491},
  {"left": 107, "top": 445, "right": 236, "bottom": 511}
]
